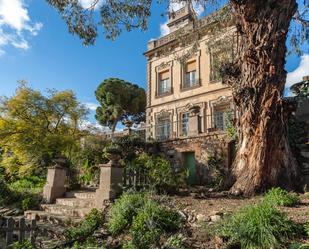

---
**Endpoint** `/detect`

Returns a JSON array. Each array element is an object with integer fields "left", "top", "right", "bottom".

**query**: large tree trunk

[{"left": 228, "top": 0, "right": 299, "bottom": 195}]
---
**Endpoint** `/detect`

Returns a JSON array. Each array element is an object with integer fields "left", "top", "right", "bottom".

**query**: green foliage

[
  {"left": 216, "top": 202, "right": 298, "bottom": 249},
  {"left": 108, "top": 192, "right": 182, "bottom": 249},
  {"left": 64, "top": 209, "right": 104, "bottom": 242},
  {"left": 108, "top": 192, "right": 147, "bottom": 235},
  {"left": 165, "top": 235, "right": 187, "bottom": 249},
  {"left": 12, "top": 240, "right": 34, "bottom": 249},
  {"left": 95, "top": 78, "right": 146, "bottom": 132},
  {"left": 290, "top": 243, "right": 309, "bottom": 249},
  {"left": 304, "top": 223, "right": 309, "bottom": 237},
  {"left": 73, "top": 135, "right": 110, "bottom": 186},
  {"left": 133, "top": 153, "right": 186, "bottom": 192},
  {"left": 65, "top": 240, "right": 106, "bottom": 249},
  {"left": 0, "top": 174, "right": 11, "bottom": 205},
  {"left": 9, "top": 176, "right": 45, "bottom": 194},
  {"left": 224, "top": 112, "right": 238, "bottom": 140},
  {"left": 207, "top": 153, "right": 225, "bottom": 189},
  {"left": 264, "top": 188, "right": 300, "bottom": 207},
  {"left": 0, "top": 84, "right": 88, "bottom": 177}
]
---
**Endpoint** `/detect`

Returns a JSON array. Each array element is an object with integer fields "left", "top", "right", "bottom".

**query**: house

[{"left": 144, "top": 4, "right": 237, "bottom": 185}]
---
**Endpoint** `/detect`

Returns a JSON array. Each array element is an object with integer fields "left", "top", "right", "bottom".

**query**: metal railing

[
  {"left": 182, "top": 78, "right": 200, "bottom": 90},
  {"left": 150, "top": 112, "right": 235, "bottom": 141}
]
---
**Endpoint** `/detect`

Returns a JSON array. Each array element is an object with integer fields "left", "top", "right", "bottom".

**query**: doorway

[{"left": 183, "top": 152, "right": 196, "bottom": 185}]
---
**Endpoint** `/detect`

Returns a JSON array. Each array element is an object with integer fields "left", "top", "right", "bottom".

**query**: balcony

[
  {"left": 182, "top": 78, "right": 200, "bottom": 90},
  {"left": 151, "top": 112, "right": 235, "bottom": 142},
  {"left": 156, "top": 86, "right": 173, "bottom": 98}
]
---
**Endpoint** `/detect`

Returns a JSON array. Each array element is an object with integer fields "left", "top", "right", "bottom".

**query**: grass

[
  {"left": 264, "top": 188, "right": 300, "bottom": 207},
  {"left": 215, "top": 202, "right": 299, "bottom": 249}
]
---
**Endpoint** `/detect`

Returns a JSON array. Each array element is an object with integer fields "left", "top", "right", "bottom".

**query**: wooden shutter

[{"left": 186, "top": 60, "right": 196, "bottom": 72}]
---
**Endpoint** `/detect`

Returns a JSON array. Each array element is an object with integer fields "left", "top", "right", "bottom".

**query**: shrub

[
  {"left": 165, "top": 235, "right": 187, "bottom": 249},
  {"left": 108, "top": 192, "right": 147, "bottom": 235},
  {"left": 108, "top": 192, "right": 183, "bottom": 249},
  {"left": 64, "top": 209, "right": 103, "bottom": 242},
  {"left": 12, "top": 240, "right": 34, "bottom": 249},
  {"left": 264, "top": 188, "right": 300, "bottom": 207},
  {"left": 304, "top": 223, "right": 309, "bottom": 236},
  {"left": 133, "top": 153, "right": 186, "bottom": 192},
  {"left": 9, "top": 176, "right": 45, "bottom": 194},
  {"left": 130, "top": 200, "right": 182, "bottom": 249},
  {"left": 0, "top": 175, "right": 11, "bottom": 205},
  {"left": 216, "top": 202, "right": 298, "bottom": 249}
]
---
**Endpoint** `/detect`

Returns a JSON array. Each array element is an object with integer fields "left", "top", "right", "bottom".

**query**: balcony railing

[
  {"left": 149, "top": 112, "right": 235, "bottom": 141},
  {"left": 156, "top": 87, "right": 173, "bottom": 97},
  {"left": 182, "top": 78, "right": 200, "bottom": 90}
]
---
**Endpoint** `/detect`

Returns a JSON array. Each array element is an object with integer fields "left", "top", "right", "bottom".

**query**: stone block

[
  {"left": 95, "top": 163, "right": 123, "bottom": 209},
  {"left": 43, "top": 166, "right": 66, "bottom": 204}
]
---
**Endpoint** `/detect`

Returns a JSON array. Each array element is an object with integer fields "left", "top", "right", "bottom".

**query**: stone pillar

[
  {"left": 188, "top": 115, "right": 200, "bottom": 137},
  {"left": 95, "top": 151, "right": 123, "bottom": 209},
  {"left": 43, "top": 165, "right": 66, "bottom": 204}
]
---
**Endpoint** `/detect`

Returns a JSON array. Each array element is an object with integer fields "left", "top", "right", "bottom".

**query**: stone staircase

[{"left": 25, "top": 190, "right": 96, "bottom": 222}]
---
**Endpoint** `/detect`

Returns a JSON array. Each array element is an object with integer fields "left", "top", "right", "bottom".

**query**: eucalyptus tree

[
  {"left": 95, "top": 78, "right": 146, "bottom": 133},
  {"left": 47, "top": 0, "right": 308, "bottom": 195}
]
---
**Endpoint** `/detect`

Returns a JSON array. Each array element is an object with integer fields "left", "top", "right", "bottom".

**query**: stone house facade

[{"left": 144, "top": 5, "right": 237, "bottom": 185}]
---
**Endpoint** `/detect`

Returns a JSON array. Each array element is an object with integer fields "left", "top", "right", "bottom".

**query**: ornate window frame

[
  {"left": 180, "top": 50, "right": 201, "bottom": 91},
  {"left": 155, "top": 61, "right": 173, "bottom": 98}
]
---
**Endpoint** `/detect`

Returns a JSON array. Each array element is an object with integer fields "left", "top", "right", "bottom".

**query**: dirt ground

[{"left": 165, "top": 192, "right": 309, "bottom": 249}]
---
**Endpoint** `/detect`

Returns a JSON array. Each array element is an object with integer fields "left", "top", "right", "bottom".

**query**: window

[
  {"left": 156, "top": 115, "right": 171, "bottom": 140},
  {"left": 181, "top": 112, "right": 189, "bottom": 135},
  {"left": 183, "top": 61, "right": 198, "bottom": 89},
  {"left": 214, "top": 112, "right": 225, "bottom": 131},
  {"left": 158, "top": 70, "right": 171, "bottom": 95}
]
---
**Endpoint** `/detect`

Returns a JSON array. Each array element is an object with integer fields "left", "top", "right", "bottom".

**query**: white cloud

[
  {"left": 159, "top": 1, "right": 205, "bottom": 37},
  {"left": 0, "top": 0, "right": 43, "bottom": 56},
  {"left": 79, "top": 0, "right": 103, "bottom": 9},
  {"left": 286, "top": 54, "right": 309, "bottom": 89},
  {"left": 84, "top": 102, "right": 99, "bottom": 111}
]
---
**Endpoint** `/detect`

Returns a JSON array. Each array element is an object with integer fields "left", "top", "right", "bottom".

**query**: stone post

[
  {"left": 95, "top": 149, "right": 123, "bottom": 209},
  {"left": 43, "top": 159, "right": 67, "bottom": 204}
]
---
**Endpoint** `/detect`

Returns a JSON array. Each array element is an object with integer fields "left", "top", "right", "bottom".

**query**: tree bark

[{"left": 228, "top": 0, "right": 299, "bottom": 195}]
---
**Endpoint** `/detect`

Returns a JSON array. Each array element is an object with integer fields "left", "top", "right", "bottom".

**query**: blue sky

[{"left": 0, "top": 0, "right": 308, "bottom": 127}]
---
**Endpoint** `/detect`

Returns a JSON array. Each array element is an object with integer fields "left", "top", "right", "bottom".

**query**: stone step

[
  {"left": 41, "top": 204, "right": 92, "bottom": 218},
  {"left": 65, "top": 191, "right": 96, "bottom": 199},
  {"left": 55, "top": 198, "right": 95, "bottom": 208},
  {"left": 24, "top": 210, "right": 81, "bottom": 225}
]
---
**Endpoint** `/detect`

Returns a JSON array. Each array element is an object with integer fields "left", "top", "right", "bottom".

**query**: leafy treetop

[{"left": 95, "top": 78, "right": 146, "bottom": 132}]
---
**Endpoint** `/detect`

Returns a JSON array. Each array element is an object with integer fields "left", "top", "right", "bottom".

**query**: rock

[
  {"left": 210, "top": 211, "right": 224, "bottom": 216},
  {"left": 210, "top": 215, "right": 222, "bottom": 222},
  {"left": 178, "top": 211, "right": 187, "bottom": 221},
  {"left": 196, "top": 214, "right": 210, "bottom": 222}
]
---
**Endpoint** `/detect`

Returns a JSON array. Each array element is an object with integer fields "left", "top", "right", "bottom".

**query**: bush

[
  {"left": 130, "top": 200, "right": 182, "bottom": 249},
  {"left": 64, "top": 209, "right": 103, "bottom": 242},
  {"left": 108, "top": 192, "right": 147, "bottom": 235},
  {"left": 9, "top": 176, "right": 45, "bottom": 194},
  {"left": 216, "top": 202, "right": 298, "bottom": 249},
  {"left": 133, "top": 153, "right": 186, "bottom": 192},
  {"left": 108, "top": 192, "right": 183, "bottom": 249},
  {"left": 164, "top": 234, "right": 187, "bottom": 249},
  {"left": 12, "top": 240, "right": 34, "bottom": 249},
  {"left": 264, "top": 188, "right": 300, "bottom": 207},
  {"left": 0, "top": 175, "right": 11, "bottom": 205}
]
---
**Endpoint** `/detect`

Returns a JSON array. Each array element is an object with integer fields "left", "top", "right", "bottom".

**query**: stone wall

[{"left": 159, "top": 132, "right": 235, "bottom": 186}]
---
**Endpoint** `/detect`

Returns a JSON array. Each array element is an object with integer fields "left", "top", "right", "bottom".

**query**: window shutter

[
  {"left": 159, "top": 70, "right": 169, "bottom": 80},
  {"left": 186, "top": 60, "right": 196, "bottom": 72}
]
